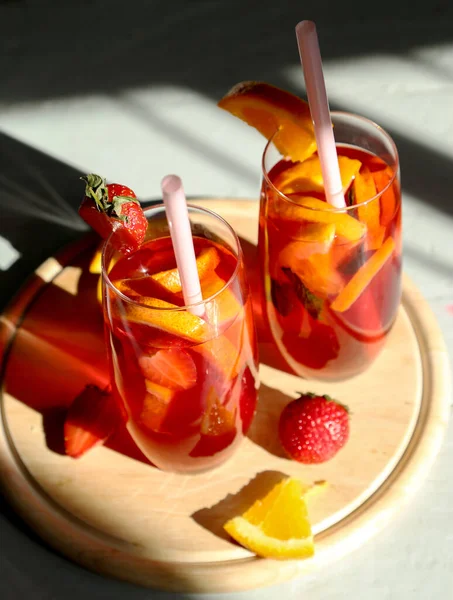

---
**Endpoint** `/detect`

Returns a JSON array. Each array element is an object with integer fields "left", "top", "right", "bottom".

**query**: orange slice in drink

[
  {"left": 278, "top": 223, "right": 336, "bottom": 266},
  {"left": 274, "top": 155, "right": 362, "bottom": 196},
  {"left": 200, "top": 387, "right": 236, "bottom": 436},
  {"left": 218, "top": 81, "right": 316, "bottom": 162},
  {"left": 373, "top": 167, "right": 398, "bottom": 227},
  {"left": 224, "top": 477, "right": 314, "bottom": 559},
  {"left": 144, "top": 379, "right": 175, "bottom": 403},
  {"left": 202, "top": 272, "right": 241, "bottom": 325},
  {"left": 271, "top": 195, "right": 366, "bottom": 242},
  {"left": 194, "top": 333, "right": 242, "bottom": 380},
  {"left": 290, "top": 252, "right": 344, "bottom": 299},
  {"left": 330, "top": 236, "right": 395, "bottom": 312},
  {"left": 125, "top": 298, "right": 211, "bottom": 343},
  {"left": 352, "top": 166, "right": 385, "bottom": 250},
  {"left": 152, "top": 246, "right": 221, "bottom": 293},
  {"left": 140, "top": 382, "right": 175, "bottom": 432}
]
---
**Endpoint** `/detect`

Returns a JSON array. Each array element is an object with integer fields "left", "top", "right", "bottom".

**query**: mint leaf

[{"left": 281, "top": 267, "right": 324, "bottom": 319}]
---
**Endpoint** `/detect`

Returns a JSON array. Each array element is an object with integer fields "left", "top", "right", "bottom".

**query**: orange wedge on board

[
  {"left": 152, "top": 247, "right": 221, "bottom": 293},
  {"left": 125, "top": 298, "right": 210, "bottom": 343},
  {"left": 330, "top": 236, "right": 395, "bottom": 312},
  {"left": 274, "top": 155, "right": 362, "bottom": 196},
  {"left": 352, "top": 166, "right": 385, "bottom": 250},
  {"left": 271, "top": 196, "right": 366, "bottom": 242},
  {"left": 224, "top": 477, "right": 314, "bottom": 559},
  {"left": 218, "top": 81, "right": 316, "bottom": 162}
]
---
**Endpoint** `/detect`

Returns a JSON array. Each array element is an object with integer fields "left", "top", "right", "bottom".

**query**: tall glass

[
  {"left": 102, "top": 205, "right": 259, "bottom": 473},
  {"left": 259, "top": 112, "right": 402, "bottom": 381}
]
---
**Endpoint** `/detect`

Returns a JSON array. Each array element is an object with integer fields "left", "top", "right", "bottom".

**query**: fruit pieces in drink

[
  {"left": 330, "top": 236, "right": 395, "bottom": 313},
  {"left": 273, "top": 154, "right": 361, "bottom": 195},
  {"left": 105, "top": 236, "right": 258, "bottom": 471},
  {"left": 224, "top": 477, "right": 314, "bottom": 559}
]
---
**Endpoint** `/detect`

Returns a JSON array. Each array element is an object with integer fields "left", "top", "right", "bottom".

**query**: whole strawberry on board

[
  {"left": 79, "top": 173, "right": 147, "bottom": 254},
  {"left": 279, "top": 393, "right": 350, "bottom": 464}
]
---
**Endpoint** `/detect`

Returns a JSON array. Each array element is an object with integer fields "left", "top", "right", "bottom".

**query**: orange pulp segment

[
  {"left": 145, "top": 379, "right": 175, "bottom": 403},
  {"left": 278, "top": 223, "right": 336, "bottom": 265},
  {"left": 193, "top": 332, "right": 242, "bottom": 380},
  {"left": 218, "top": 81, "right": 316, "bottom": 162},
  {"left": 274, "top": 155, "right": 362, "bottom": 195},
  {"left": 202, "top": 272, "right": 241, "bottom": 325},
  {"left": 330, "top": 236, "right": 395, "bottom": 312},
  {"left": 224, "top": 477, "right": 314, "bottom": 559},
  {"left": 373, "top": 167, "right": 397, "bottom": 227},
  {"left": 272, "top": 196, "right": 366, "bottom": 242},
  {"left": 353, "top": 167, "right": 385, "bottom": 250},
  {"left": 125, "top": 298, "right": 210, "bottom": 343},
  {"left": 140, "top": 388, "right": 173, "bottom": 432},
  {"left": 200, "top": 388, "right": 236, "bottom": 436},
  {"left": 152, "top": 247, "right": 220, "bottom": 293},
  {"left": 290, "top": 252, "right": 344, "bottom": 298}
]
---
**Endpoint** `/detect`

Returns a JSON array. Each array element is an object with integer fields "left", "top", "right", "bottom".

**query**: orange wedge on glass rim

[
  {"left": 224, "top": 477, "right": 314, "bottom": 560},
  {"left": 274, "top": 155, "right": 362, "bottom": 196},
  {"left": 218, "top": 81, "right": 316, "bottom": 162},
  {"left": 330, "top": 236, "right": 395, "bottom": 312}
]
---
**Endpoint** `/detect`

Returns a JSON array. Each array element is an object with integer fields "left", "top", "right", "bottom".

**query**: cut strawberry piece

[
  {"left": 139, "top": 349, "right": 197, "bottom": 390},
  {"left": 79, "top": 174, "right": 147, "bottom": 255},
  {"left": 64, "top": 385, "right": 120, "bottom": 458}
]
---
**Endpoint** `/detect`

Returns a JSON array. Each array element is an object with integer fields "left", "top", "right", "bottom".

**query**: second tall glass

[{"left": 259, "top": 112, "right": 402, "bottom": 381}]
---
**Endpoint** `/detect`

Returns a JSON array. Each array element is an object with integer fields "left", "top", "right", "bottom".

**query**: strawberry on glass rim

[{"left": 79, "top": 173, "right": 147, "bottom": 254}]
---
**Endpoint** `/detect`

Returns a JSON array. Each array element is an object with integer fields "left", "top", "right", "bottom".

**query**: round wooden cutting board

[{"left": 0, "top": 199, "right": 450, "bottom": 594}]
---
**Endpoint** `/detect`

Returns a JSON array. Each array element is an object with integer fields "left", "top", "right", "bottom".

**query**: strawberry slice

[
  {"left": 64, "top": 385, "right": 120, "bottom": 458},
  {"left": 79, "top": 174, "right": 147, "bottom": 254},
  {"left": 138, "top": 348, "right": 197, "bottom": 390}
]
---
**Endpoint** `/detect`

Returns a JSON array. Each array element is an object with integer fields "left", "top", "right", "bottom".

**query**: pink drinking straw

[
  {"left": 161, "top": 175, "right": 204, "bottom": 317},
  {"left": 295, "top": 20, "right": 346, "bottom": 209}
]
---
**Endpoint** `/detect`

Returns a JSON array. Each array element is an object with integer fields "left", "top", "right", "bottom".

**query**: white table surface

[{"left": 0, "top": 2, "right": 452, "bottom": 599}]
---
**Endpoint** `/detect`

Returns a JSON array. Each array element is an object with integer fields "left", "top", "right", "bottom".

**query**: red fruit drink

[
  {"left": 259, "top": 113, "right": 402, "bottom": 381},
  {"left": 103, "top": 205, "right": 258, "bottom": 473}
]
